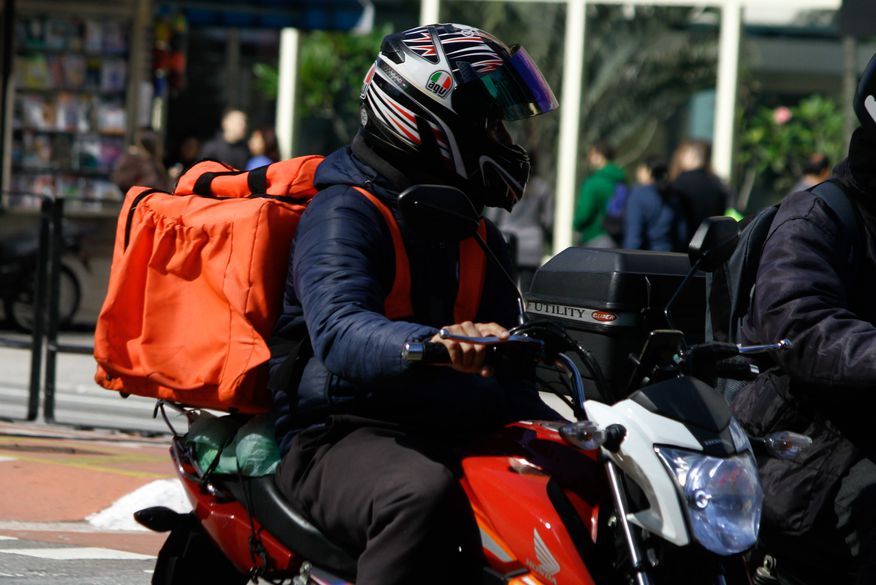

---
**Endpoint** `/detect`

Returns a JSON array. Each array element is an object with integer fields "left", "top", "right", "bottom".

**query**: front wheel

[{"left": 5, "top": 263, "right": 81, "bottom": 333}]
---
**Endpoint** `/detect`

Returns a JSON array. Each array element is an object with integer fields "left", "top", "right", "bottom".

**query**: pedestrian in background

[
  {"left": 246, "top": 126, "right": 281, "bottom": 170},
  {"left": 199, "top": 109, "right": 250, "bottom": 170},
  {"left": 573, "top": 141, "right": 626, "bottom": 247},
  {"left": 167, "top": 135, "right": 201, "bottom": 182},
  {"left": 669, "top": 139, "right": 732, "bottom": 233},
  {"left": 622, "top": 156, "right": 688, "bottom": 252},
  {"left": 788, "top": 152, "right": 831, "bottom": 195},
  {"left": 111, "top": 127, "right": 171, "bottom": 193}
]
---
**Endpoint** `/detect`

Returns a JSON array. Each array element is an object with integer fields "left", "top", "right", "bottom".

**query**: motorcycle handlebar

[
  {"left": 737, "top": 339, "right": 793, "bottom": 355},
  {"left": 683, "top": 338, "right": 793, "bottom": 362},
  {"left": 401, "top": 341, "right": 451, "bottom": 364},
  {"left": 401, "top": 332, "right": 544, "bottom": 364}
]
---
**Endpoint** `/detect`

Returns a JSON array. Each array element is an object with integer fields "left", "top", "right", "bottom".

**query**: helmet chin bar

[{"left": 477, "top": 153, "right": 530, "bottom": 210}]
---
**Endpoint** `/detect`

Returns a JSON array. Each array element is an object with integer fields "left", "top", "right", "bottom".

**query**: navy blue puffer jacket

[{"left": 268, "top": 139, "right": 551, "bottom": 455}]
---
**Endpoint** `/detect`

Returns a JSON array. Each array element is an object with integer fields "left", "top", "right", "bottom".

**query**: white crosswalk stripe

[
  {"left": 0, "top": 547, "right": 154, "bottom": 560},
  {"left": 0, "top": 531, "right": 156, "bottom": 563}
]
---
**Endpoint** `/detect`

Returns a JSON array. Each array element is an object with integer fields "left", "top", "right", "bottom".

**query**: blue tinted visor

[{"left": 479, "top": 46, "right": 558, "bottom": 121}]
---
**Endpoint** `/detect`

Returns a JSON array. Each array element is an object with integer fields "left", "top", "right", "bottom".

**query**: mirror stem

[
  {"left": 663, "top": 256, "right": 703, "bottom": 333},
  {"left": 472, "top": 234, "right": 527, "bottom": 325}
]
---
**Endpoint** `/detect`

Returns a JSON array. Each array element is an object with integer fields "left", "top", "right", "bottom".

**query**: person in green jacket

[{"left": 573, "top": 141, "right": 627, "bottom": 247}]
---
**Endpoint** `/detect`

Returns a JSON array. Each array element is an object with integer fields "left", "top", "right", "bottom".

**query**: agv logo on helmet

[{"left": 426, "top": 71, "right": 453, "bottom": 98}]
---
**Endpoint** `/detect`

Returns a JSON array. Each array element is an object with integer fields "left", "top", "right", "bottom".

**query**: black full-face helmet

[{"left": 360, "top": 23, "right": 558, "bottom": 211}]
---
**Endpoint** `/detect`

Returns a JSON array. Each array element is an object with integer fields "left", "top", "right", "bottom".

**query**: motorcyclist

[
  {"left": 732, "top": 53, "right": 876, "bottom": 584},
  {"left": 267, "top": 23, "right": 559, "bottom": 585}
]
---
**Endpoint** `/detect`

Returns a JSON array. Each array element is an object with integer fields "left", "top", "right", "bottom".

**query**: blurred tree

[
  {"left": 580, "top": 6, "right": 718, "bottom": 158},
  {"left": 246, "top": 28, "right": 387, "bottom": 153},
  {"left": 297, "top": 26, "right": 391, "bottom": 151},
  {"left": 253, "top": 62, "right": 279, "bottom": 100},
  {"left": 738, "top": 94, "right": 845, "bottom": 205}
]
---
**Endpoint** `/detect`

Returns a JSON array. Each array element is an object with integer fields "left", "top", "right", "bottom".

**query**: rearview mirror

[
  {"left": 397, "top": 184, "right": 481, "bottom": 242},
  {"left": 687, "top": 216, "right": 740, "bottom": 273}
]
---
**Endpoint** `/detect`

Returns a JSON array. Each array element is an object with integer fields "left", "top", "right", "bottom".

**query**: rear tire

[
  {"left": 151, "top": 513, "right": 248, "bottom": 585},
  {"left": 5, "top": 263, "right": 81, "bottom": 333}
]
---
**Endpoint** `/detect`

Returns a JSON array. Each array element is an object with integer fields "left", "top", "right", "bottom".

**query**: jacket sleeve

[
  {"left": 743, "top": 192, "right": 876, "bottom": 388},
  {"left": 293, "top": 186, "right": 437, "bottom": 384}
]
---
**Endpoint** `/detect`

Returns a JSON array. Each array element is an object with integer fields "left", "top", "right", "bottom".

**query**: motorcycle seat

[{"left": 225, "top": 475, "right": 358, "bottom": 580}]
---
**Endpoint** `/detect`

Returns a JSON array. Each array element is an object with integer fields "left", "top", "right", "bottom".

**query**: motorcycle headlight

[{"left": 654, "top": 446, "right": 763, "bottom": 555}]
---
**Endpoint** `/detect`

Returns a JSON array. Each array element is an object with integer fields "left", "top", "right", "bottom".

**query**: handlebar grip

[
  {"left": 401, "top": 341, "right": 451, "bottom": 364},
  {"left": 689, "top": 342, "right": 739, "bottom": 359}
]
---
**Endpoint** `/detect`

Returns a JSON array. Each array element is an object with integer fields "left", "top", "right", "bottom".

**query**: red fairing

[
  {"left": 176, "top": 456, "right": 297, "bottom": 577},
  {"left": 195, "top": 498, "right": 296, "bottom": 575},
  {"left": 461, "top": 422, "right": 604, "bottom": 585}
]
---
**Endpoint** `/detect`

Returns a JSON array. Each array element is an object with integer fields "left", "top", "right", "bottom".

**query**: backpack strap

[
  {"left": 247, "top": 165, "right": 270, "bottom": 195},
  {"left": 809, "top": 180, "right": 862, "bottom": 267},
  {"left": 352, "top": 187, "right": 414, "bottom": 320},
  {"left": 351, "top": 187, "right": 487, "bottom": 323},
  {"left": 455, "top": 221, "right": 488, "bottom": 323},
  {"left": 175, "top": 156, "right": 324, "bottom": 199}
]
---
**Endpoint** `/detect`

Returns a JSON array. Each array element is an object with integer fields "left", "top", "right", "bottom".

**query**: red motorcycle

[{"left": 135, "top": 186, "right": 807, "bottom": 585}]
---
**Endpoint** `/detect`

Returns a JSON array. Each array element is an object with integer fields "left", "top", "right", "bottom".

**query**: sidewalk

[{"left": 0, "top": 419, "right": 183, "bottom": 556}]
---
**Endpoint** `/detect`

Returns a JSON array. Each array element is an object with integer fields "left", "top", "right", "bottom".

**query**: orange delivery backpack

[{"left": 93, "top": 156, "right": 326, "bottom": 414}]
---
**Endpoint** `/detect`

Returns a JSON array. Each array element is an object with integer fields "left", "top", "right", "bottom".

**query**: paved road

[
  {"left": 0, "top": 535, "right": 156, "bottom": 585},
  {"left": 0, "top": 421, "right": 179, "bottom": 584}
]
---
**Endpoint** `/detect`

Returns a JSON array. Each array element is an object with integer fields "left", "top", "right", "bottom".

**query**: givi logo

[{"left": 591, "top": 311, "right": 617, "bottom": 323}]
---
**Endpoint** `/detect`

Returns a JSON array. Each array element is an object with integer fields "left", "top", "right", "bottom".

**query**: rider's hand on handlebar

[{"left": 430, "top": 321, "right": 509, "bottom": 377}]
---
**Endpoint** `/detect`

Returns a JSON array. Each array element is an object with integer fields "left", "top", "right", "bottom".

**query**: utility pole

[{"left": 0, "top": 0, "right": 15, "bottom": 203}]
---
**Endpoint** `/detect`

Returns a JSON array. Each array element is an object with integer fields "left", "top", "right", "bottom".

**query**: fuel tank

[{"left": 461, "top": 421, "right": 608, "bottom": 585}]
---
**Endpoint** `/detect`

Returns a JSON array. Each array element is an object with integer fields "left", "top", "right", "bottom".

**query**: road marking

[
  {"left": 0, "top": 521, "right": 113, "bottom": 533},
  {"left": 0, "top": 547, "right": 154, "bottom": 560},
  {"left": 0, "top": 535, "right": 17, "bottom": 540},
  {"left": 0, "top": 456, "right": 16, "bottom": 462},
  {"left": 0, "top": 440, "right": 170, "bottom": 479}
]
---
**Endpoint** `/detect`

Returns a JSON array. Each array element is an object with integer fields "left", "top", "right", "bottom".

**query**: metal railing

[{"left": 0, "top": 195, "right": 94, "bottom": 423}]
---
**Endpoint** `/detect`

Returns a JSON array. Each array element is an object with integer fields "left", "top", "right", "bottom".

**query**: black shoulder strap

[
  {"left": 809, "top": 180, "right": 863, "bottom": 267},
  {"left": 247, "top": 165, "right": 269, "bottom": 195}
]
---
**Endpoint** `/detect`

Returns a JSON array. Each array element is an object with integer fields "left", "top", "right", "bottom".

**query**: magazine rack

[{"left": 7, "top": 7, "right": 134, "bottom": 213}]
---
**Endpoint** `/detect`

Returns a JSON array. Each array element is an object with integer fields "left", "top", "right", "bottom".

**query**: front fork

[
  {"left": 604, "top": 459, "right": 654, "bottom": 585},
  {"left": 605, "top": 459, "right": 742, "bottom": 585}
]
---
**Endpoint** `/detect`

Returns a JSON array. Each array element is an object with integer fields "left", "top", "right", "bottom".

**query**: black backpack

[
  {"left": 705, "top": 180, "right": 862, "bottom": 402},
  {"left": 601, "top": 181, "right": 630, "bottom": 244}
]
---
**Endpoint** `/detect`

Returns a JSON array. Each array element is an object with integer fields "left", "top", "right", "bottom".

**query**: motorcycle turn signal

[
  {"left": 560, "top": 421, "right": 626, "bottom": 453},
  {"left": 750, "top": 430, "right": 813, "bottom": 460}
]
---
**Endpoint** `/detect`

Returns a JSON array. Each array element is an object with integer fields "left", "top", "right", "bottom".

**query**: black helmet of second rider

[{"left": 359, "top": 23, "right": 558, "bottom": 211}]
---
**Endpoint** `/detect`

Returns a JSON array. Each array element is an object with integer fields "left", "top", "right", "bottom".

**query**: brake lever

[
  {"left": 737, "top": 339, "right": 793, "bottom": 355},
  {"left": 438, "top": 329, "right": 543, "bottom": 346}
]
